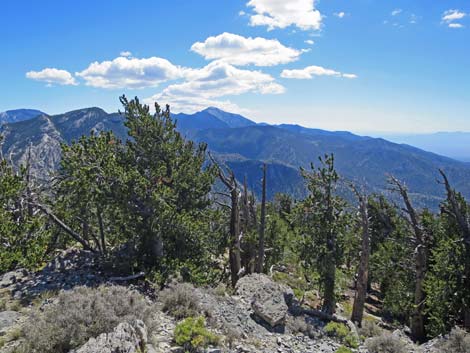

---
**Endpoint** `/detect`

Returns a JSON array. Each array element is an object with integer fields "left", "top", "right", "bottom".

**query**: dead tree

[
  {"left": 389, "top": 176, "right": 427, "bottom": 342},
  {"left": 439, "top": 169, "right": 470, "bottom": 328},
  {"left": 350, "top": 184, "right": 370, "bottom": 326},
  {"left": 256, "top": 163, "right": 267, "bottom": 273},
  {"left": 210, "top": 154, "right": 242, "bottom": 286}
]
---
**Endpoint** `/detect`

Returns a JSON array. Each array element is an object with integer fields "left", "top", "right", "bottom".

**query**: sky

[{"left": 1, "top": 0, "right": 469, "bottom": 134}]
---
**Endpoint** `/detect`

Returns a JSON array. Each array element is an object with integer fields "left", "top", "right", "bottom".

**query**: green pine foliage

[{"left": 0, "top": 140, "right": 50, "bottom": 272}]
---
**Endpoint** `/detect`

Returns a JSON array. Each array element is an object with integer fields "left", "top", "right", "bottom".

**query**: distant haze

[{"left": 377, "top": 132, "right": 470, "bottom": 162}]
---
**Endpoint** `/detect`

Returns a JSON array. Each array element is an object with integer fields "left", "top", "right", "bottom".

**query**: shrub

[
  {"left": 174, "top": 316, "right": 219, "bottom": 352},
  {"left": 325, "top": 322, "right": 350, "bottom": 339},
  {"left": 324, "top": 322, "right": 358, "bottom": 348},
  {"left": 336, "top": 346, "right": 353, "bottom": 353},
  {"left": 439, "top": 327, "right": 470, "bottom": 353},
  {"left": 359, "top": 321, "right": 383, "bottom": 338},
  {"left": 21, "top": 285, "right": 154, "bottom": 353},
  {"left": 344, "top": 333, "right": 359, "bottom": 349},
  {"left": 366, "top": 334, "right": 407, "bottom": 353},
  {"left": 161, "top": 282, "right": 200, "bottom": 319}
]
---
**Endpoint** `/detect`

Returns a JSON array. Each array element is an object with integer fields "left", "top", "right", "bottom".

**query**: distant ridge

[
  {"left": 2, "top": 106, "right": 470, "bottom": 208},
  {"left": 0, "top": 109, "right": 45, "bottom": 124}
]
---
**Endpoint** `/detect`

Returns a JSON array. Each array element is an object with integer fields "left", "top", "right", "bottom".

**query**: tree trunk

[
  {"left": 230, "top": 187, "right": 242, "bottom": 287},
  {"left": 412, "top": 244, "right": 426, "bottom": 342},
  {"left": 256, "top": 164, "right": 267, "bottom": 273},
  {"left": 323, "top": 248, "right": 336, "bottom": 316},
  {"left": 389, "top": 176, "right": 426, "bottom": 342},
  {"left": 97, "top": 209, "right": 106, "bottom": 256},
  {"left": 351, "top": 192, "right": 370, "bottom": 326}
]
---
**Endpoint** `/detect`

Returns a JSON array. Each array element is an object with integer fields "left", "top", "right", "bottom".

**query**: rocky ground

[{"left": 0, "top": 250, "right": 462, "bottom": 353}]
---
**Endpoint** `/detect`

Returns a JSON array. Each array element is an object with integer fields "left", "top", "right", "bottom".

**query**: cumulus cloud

[
  {"left": 334, "top": 12, "right": 346, "bottom": 18},
  {"left": 26, "top": 68, "right": 77, "bottom": 86},
  {"left": 281, "top": 65, "right": 357, "bottom": 79},
  {"left": 147, "top": 61, "right": 284, "bottom": 113},
  {"left": 119, "top": 51, "right": 132, "bottom": 57},
  {"left": 246, "top": 0, "right": 322, "bottom": 31},
  {"left": 442, "top": 9, "right": 466, "bottom": 28},
  {"left": 76, "top": 56, "right": 183, "bottom": 89},
  {"left": 304, "top": 39, "right": 315, "bottom": 45},
  {"left": 191, "top": 32, "right": 303, "bottom": 67},
  {"left": 391, "top": 9, "right": 402, "bottom": 16}
]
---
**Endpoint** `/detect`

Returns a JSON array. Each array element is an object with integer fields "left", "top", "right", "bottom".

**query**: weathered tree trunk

[
  {"left": 351, "top": 189, "right": 370, "bottom": 326},
  {"left": 210, "top": 154, "right": 243, "bottom": 286},
  {"left": 439, "top": 170, "right": 470, "bottom": 329},
  {"left": 256, "top": 163, "right": 267, "bottom": 273},
  {"left": 229, "top": 185, "right": 242, "bottom": 286},
  {"left": 323, "top": 252, "right": 336, "bottom": 316},
  {"left": 241, "top": 176, "right": 256, "bottom": 274},
  {"left": 389, "top": 176, "right": 426, "bottom": 342}
]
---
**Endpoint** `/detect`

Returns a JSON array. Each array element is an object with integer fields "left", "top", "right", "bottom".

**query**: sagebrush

[{"left": 20, "top": 285, "right": 154, "bottom": 353}]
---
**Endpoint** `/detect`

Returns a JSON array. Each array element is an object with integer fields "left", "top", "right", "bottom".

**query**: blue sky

[{"left": 1, "top": 0, "right": 469, "bottom": 133}]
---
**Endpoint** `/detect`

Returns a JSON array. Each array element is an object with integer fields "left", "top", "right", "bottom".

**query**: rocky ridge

[{"left": 0, "top": 250, "right": 466, "bottom": 353}]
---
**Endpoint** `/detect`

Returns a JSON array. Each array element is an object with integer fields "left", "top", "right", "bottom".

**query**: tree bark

[
  {"left": 351, "top": 189, "right": 370, "bottom": 326},
  {"left": 256, "top": 163, "right": 267, "bottom": 273}
]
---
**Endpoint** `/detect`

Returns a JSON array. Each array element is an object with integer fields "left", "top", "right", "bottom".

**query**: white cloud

[
  {"left": 26, "top": 68, "right": 77, "bottom": 86},
  {"left": 334, "top": 12, "right": 346, "bottom": 18},
  {"left": 191, "top": 32, "right": 303, "bottom": 67},
  {"left": 391, "top": 9, "right": 402, "bottom": 16},
  {"left": 304, "top": 39, "right": 315, "bottom": 45},
  {"left": 281, "top": 65, "right": 357, "bottom": 79},
  {"left": 76, "top": 56, "right": 183, "bottom": 88},
  {"left": 239, "top": 10, "right": 246, "bottom": 16},
  {"left": 442, "top": 9, "right": 466, "bottom": 28},
  {"left": 147, "top": 61, "right": 284, "bottom": 113},
  {"left": 442, "top": 9, "right": 466, "bottom": 22},
  {"left": 119, "top": 51, "right": 132, "bottom": 57},
  {"left": 246, "top": 0, "right": 322, "bottom": 31}
]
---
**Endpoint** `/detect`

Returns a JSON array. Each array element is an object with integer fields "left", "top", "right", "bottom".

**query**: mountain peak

[{"left": 200, "top": 107, "right": 256, "bottom": 128}]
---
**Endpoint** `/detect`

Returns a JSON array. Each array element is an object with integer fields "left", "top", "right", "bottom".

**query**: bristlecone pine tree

[{"left": 296, "top": 154, "right": 348, "bottom": 315}]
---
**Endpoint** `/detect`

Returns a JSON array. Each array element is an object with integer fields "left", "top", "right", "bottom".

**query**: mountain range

[{"left": 1, "top": 107, "right": 469, "bottom": 209}]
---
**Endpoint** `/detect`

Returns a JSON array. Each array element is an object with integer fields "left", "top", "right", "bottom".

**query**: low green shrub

[
  {"left": 324, "top": 322, "right": 358, "bottom": 348},
  {"left": 325, "top": 322, "right": 350, "bottom": 339},
  {"left": 174, "top": 316, "right": 220, "bottom": 352},
  {"left": 336, "top": 346, "right": 353, "bottom": 353},
  {"left": 20, "top": 285, "right": 154, "bottom": 353}
]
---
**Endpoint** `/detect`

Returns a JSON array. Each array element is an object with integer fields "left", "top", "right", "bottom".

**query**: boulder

[
  {"left": 235, "top": 274, "right": 294, "bottom": 328},
  {"left": 0, "top": 269, "right": 28, "bottom": 288},
  {"left": 72, "top": 320, "right": 147, "bottom": 353}
]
